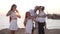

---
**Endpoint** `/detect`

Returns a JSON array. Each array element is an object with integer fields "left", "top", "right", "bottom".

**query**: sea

[{"left": 0, "top": 15, "right": 60, "bottom": 30}]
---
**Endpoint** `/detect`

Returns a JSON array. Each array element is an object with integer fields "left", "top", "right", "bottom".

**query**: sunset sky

[
  {"left": 0, "top": 0, "right": 60, "bottom": 14},
  {"left": 0, "top": 0, "right": 60, "bottom": 29}
]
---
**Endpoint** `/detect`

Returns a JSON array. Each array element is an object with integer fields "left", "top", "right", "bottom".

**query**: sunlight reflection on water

[{"left": 0, "top": 16, "right": 60, "bottom": 30}]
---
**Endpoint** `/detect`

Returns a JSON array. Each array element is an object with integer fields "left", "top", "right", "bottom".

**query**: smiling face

[
  {"left": 12, "top": 6, "right": 16, "bottom": 11},
  {"left": 39, "top": 6, "right": 42, "bottom": 11},
  {"left": 26, "top": 12, "right": 30, "bottom": 17},
  {"left": 39, "top": 6, "right": 45, "bottom": 11},
  {"left": 11, "top": 4, "right": 17, "bottom": 12}
]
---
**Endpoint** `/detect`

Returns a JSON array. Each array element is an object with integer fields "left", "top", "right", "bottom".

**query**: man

[{"left": 29, "top": 6, "right": 39, "bottom": 34}]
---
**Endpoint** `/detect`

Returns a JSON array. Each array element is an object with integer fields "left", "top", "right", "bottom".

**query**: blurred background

[{"left": 0, "top": 0, "right": 60, "bottom": 30}]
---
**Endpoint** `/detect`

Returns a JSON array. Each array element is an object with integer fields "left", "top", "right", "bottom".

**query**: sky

[
  {"left": 0, "top": 0, "right": 60, "bottom": 29},
  {"left": 0, "top": 0, "right": 60, "bottom": 14}
]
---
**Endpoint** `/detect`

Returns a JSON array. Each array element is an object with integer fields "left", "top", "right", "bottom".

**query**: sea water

[{"left": 0, "top": 16, "right": 60, "bottom": 30}]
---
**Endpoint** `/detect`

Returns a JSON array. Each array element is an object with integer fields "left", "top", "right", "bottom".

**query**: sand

[{"left": 0, "top": 28, "right": 60, "bottom": 34}]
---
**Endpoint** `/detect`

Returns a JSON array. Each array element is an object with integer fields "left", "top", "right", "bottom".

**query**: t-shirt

[
  {"left": 36, "top": 11, "right": 46, "bottom": 23},
  {"left": 29, "top": 9, "right": 36, "bottom": 17}
]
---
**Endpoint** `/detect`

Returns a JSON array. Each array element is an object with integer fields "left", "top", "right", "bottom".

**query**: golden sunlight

[{"left": 0, "top": 0, "right": 60, "bottom": 29}]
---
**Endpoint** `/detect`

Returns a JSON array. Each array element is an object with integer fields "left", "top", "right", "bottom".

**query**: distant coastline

[{"left": 47, "top": 14, "right": 60, "bottom": 19}]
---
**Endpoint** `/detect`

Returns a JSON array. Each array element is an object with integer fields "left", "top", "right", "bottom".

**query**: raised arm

[
  {"left": 6, "top": 10, "right": 11, "bottom": 16},
  {"left": 16, "top": 10, "right": 21, "bottom": 18}
]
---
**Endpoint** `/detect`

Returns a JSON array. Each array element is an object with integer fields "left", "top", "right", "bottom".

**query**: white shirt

[
  {"left": 29, "top": 9, "right": 36, "bottom": 17},
  {"left": 36, "top": 11, "right": 46, "bottom": 23}
]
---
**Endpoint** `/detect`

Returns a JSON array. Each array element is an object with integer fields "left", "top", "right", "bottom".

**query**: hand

[
  {"left": 6, "top": 11, "right": 11, "bottom": 16},
  {"left": 24, "top": 23, "right": 26, "bottom": 27},
  {"left": 16, "top": 10, "right": 18, "bottom": 13},
  {"left": 44, "top": 25, "right": 46, "bottom": 29},
  {"left": 17, "top": 15, "right": 21, "bottom": 18}
]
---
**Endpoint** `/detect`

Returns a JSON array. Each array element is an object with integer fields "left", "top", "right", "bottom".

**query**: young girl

[
  {"left": 6, "top": 4, "right": 21, "bottom": 34},
  {"left": 29, "top": 6, "right": 39, "bottom": 34},
  {"left": 24, "top": 12, "right": 35, "bottom": 34}
]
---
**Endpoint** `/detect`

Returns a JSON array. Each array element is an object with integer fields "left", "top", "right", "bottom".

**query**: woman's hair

[
  {"left": 9, "top": 4, "right": 17, "bottom": 22},
  {"left": 10, "top": 4, "right": 17, "bottom": 11},
  {"left": 25, "top": 12, "right": 30, "bottom": 18}
]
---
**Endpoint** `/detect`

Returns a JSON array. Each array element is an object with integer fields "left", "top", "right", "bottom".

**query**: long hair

[
  {"left": 25, "top": 12, "right": 30, "bottom": 18},
  {"left": 9, "top": 4, "right": 17, "bottom": 22},
  {"left": 10, "top": 4, "right": 17, "bottom": 11}
]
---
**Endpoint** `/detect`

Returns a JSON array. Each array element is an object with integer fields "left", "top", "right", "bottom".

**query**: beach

[{"left": 0, "top": 28, "right": 60, "bottom": 34}]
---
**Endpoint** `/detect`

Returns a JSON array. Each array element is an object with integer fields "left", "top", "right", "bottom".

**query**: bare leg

[
  {"left": 32, "top": 27, "right": 34, "bottom": 34},
  {"left": 10, "top": 30, "right": 15, "bottom": 34},
  {"left": 26, "top": 33, "right": 30, "bottom": 34}
]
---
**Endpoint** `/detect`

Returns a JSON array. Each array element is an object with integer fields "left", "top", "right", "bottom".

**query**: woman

[{"left": 6, "top": 4, "right": 21, "bottom": 34}]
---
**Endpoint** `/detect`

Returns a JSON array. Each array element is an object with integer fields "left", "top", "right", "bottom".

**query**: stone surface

[{"left": 0, "top": 28, "right": 60, "bottom": 34}]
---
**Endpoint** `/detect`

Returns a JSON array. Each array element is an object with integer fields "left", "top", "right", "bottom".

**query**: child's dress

[
  {"left": 9, "top": 11, "right": 18, "bottom": 30},
  {"left": 25, "top": 19, "right": 33, "bottom": 34}
]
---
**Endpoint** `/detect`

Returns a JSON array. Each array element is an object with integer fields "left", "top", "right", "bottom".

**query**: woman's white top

[
  {"left": 10, "top": 11, "right": 17, "bottom": 19},
  {"left": 25, "top": 19, "right": 33, "bottom": 34},
  {"left": 36, "top": 11, "right": 46, "bottom": 23}
]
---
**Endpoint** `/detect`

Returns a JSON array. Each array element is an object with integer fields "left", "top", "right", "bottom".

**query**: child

[
  {"left": 29, "top": 6, "right": 39, "bottom": 34},
  {"left": 24, "top": 12, "right": 35, "bottom": 34},
  {"left": 6, "top": 4, "right": 21, "bottom": 34}
]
